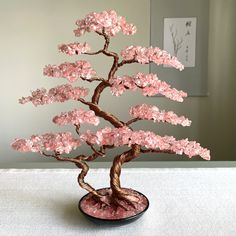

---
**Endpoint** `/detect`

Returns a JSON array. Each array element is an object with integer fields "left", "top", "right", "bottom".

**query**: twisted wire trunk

[
  {"left": 78, "top": 31, "right": 144, "bottom": 209},
  {"left": 109, "top": 144, "right": 141, "bottom": 208},
  {"left": 75, "top": 161, "right": 103, "bottom": 199}
]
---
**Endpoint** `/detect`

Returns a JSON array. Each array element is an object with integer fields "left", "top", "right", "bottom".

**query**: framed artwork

[
  {"left": 163, "top": 17, "right": 197, "bottom": 67},
  {"left": 150, "top": 0, "right": 209, "bottom": 96}
]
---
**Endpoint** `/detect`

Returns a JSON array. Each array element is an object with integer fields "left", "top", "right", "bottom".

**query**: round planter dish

[{"left": 78, "top": 187, "right": 149, "bottom": 226}]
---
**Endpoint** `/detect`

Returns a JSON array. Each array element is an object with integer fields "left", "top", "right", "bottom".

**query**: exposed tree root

[
  {"left": 89, "top": 188, "right": 141, "bottom": 211},
  {"left": 112, "top": 196, "right": 136, "bottom": 210}
]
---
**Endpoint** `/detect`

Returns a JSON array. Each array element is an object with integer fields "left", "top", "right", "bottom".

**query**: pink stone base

[{"left": 79, "top": 188, "right": 149, "bottom": 220}]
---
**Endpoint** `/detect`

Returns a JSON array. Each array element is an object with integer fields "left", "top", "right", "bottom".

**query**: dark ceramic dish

[{"left": 78, "top": 188, "right": 149, "bottom": 226}]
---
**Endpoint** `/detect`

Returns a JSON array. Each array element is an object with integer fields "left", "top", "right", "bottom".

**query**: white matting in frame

[{"left": 164, "top": 17, "right": 197, "bottom": 67}]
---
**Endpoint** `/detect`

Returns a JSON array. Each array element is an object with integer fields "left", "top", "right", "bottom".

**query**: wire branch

[
  {"left": 84, "top": 50, "right": 103, "bottom": 55},
  {"left": 77, "top": 98, "right": 124, "bottom": 128},
  {"left": 118, "top": 59, "right": 139, "bottom": 67},
  {"left": 74, "top": 124, "right": 80, "bottom": 136},
  {"left": 140, "top": 148, "right": 175, "bottom": 154},
  {"left": 86, "top": 141, "right": 105, "bottom": 157},
  {"left": 42, "top": 151, "right": 86, "bottom": 162},
  {"left": 80, "top": 77, "right": 105, "bottom": 83},
  {"left": 83, "top": 29, "right": 109, "bottom": 55},
  {"left": 89, "top": 29, "right": 119, "bottom": 104},
  {"left": 125, "top": 118, "right": 140, "bottom": 126}
]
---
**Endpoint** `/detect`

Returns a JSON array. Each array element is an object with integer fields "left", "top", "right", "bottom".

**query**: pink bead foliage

[
  {"left": 43, "top": 60, "right": 96, "bottom": 82},
  {"left": 13, "top": 10, "right": 210, "bottom": 162},
  {"left": 121, "top": 46, "right": 184, "bottom": 70},
  {"left": 110, "top": 73, "right": 187, "bottom": 102},
  {"left": 12, "top": 132, "right": 80, "bottom": 154},
  {"left": 19, "top": 84, "right": 88, "bottom": 106},
  {"left": 74, "top": 10, "right": 137, "bottom": 37},
  {"left": 58, "top": 42, "right": 91, "bottom": 56},
  {"left": 130, "top": 104, "right": 191, "bottom": 127},
  {"left": 80, "top": 127, "right": 210, "bottom": 160},
  {"left": 53, "top": 109, "right": 100, "bottom": 126}
]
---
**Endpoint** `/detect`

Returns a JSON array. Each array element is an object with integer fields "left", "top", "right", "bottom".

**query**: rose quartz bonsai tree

[{"left": 12, "top": 10, "right": 210, "bottom": 221}]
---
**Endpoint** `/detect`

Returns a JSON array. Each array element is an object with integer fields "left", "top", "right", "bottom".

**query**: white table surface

[{"left": 0, "top": 168, "right": 236, "bottom": 236}]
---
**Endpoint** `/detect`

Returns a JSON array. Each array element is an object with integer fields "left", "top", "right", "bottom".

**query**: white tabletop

[{"left": 0, "top": 168, "right": 236, "bottom": 236}]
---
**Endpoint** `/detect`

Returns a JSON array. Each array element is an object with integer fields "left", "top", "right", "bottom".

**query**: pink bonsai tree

[{"left": 12, "top": 10, "right": 210, "bottom": 220}]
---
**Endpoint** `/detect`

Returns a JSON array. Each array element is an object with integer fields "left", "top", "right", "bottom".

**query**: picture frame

[{"left": 150, "top": 0, "right": 210, "bottom": 96}]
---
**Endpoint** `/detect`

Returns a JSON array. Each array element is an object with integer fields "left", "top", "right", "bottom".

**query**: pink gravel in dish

[{"left": 80, "top": 188, "right": 148, "bottom": 220}]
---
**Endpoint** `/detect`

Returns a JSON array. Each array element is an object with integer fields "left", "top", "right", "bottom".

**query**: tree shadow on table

[
  {"left": 59, "top": 200, "right": 97, "bottom": 227},
  {"left": 4, "top": 189, "right": 138, "bottom": 231},
  {"left": 54, "top": 198, "right": 129, "bottom": 230}
]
